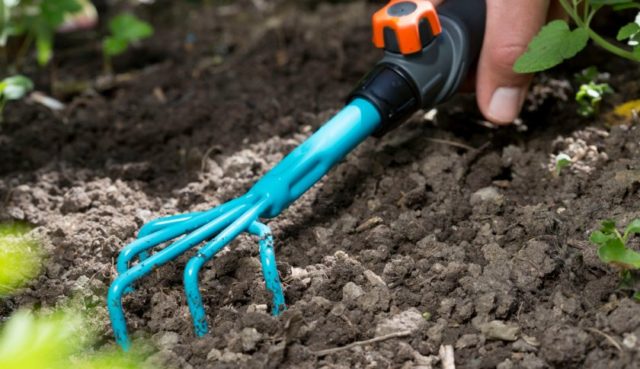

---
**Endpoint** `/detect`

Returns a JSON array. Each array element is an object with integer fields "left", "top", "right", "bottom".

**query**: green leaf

[
  {"left": 575, "top": 66, "right": 600, "bottom": 84},
  {"left": 40, "top": 0, "right": 82, "bottom": 27},
  {"left": 597, "top": 237, "right": 640, "bottom": 270},
  {"left": 634, "top": 45, "right": 640, "bottom": 60},
  {"left": 591, "top": 0, "right": 636, "bottom": 4},
  {"left": 108, "top": 13, "right": 153, "bottom": 42},
  {"left": 35, "top": 28, "right": 53, "bottom": 66},
  {"left": 601, "top": 219, "right": 617, "bottom": 234},
  {"left": 0, "top": 222, "right": 41, "bottom": 297},
  {"left": 590, "top": 230, "right": 615, "bottom": 246},
  {"left": 575, "top": 81, "right": 613, "bottom": 117},
  {"left": 514, "top": 20, "right": 589, "bottom": 73},
  {"left": 634, "top": 291, "right": 640, "bottom": 301},
  {"left": 0, "top": 75, "right": 33, "bottom": 101},
  {"left": 617, "top": 22, "right": 640, "bottom": 41},
  {"left": 555, "top": 153, "right": 572, "bottom": 175},
  {"left": 624, "top": 219, "right": 640, "bottom": 240},
  {"left": 612, "top": 2, "right": 640, "bottom": 11},
  {"left": 0, "top": 310, "right": 83, "bottom": 369},
  {"left": 102, "top": 36, "right": 128, "bottom": 57}
]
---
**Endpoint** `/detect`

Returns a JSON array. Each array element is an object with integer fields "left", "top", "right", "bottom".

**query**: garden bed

[{"left": 1, "top": 1, "right": 639, "bottom": 368}]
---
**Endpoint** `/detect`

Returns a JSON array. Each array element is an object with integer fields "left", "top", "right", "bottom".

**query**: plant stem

[
  {"left": 14, "top": 32, "right": 34, "bottom": 71},
  {"left": 0, "top": 98, "right": 5, "bottom": 124},
  {"left": 558, "top": 0, "right": 639, "bottom": 62},
  {"left": 103, "top": 54, "right": 113, "bottom": 75}
]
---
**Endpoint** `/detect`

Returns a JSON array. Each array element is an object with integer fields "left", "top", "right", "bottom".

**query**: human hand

[{"left": 431, "top": 0, "right": 566, "bottom": 124}]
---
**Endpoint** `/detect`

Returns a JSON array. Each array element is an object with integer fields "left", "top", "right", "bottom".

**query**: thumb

[{"left": 475, "top": 0, "right": 550, "bottom": 124}]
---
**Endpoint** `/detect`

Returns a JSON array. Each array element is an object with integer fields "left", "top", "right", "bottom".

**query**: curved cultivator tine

[
  {"left": 134, "top": 212, "right": 205, "bottom": 263},
  {"left": 118, "top": 197, "right": 248, "bottom": 274},
  {"left": 137, "top": 212, "right": 204, "bottom": 238},
  {"left": 184, "top": 200, "right": 268, "bottom": 337},
  {"left": 249, "top": 221, "right": 286, "bottom": 316},
  {"left": 108, "top": 199, "right": 251, "bottom": 350}
]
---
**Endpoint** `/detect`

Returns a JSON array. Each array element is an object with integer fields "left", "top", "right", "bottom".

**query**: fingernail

[{"left": 488, "top": 87, "right": 524, "bottom": 123}]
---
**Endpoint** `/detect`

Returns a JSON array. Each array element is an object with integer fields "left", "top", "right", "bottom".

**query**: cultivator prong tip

[{"left": 108, "top": 196, "right": 287, "bottom": 348}]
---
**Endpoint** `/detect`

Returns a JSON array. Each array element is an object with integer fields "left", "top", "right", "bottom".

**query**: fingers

[{"left": 475, "top": 0, "right": 551, "bottom": 124}]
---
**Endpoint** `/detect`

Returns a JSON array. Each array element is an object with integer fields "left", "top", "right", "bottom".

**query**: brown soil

[{"left": 1, "top": 1, "right": 640, "bottom": 368}]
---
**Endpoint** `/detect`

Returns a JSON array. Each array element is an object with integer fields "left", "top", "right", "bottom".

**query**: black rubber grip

[
  {"left": 349, "top": 0, "right": 487, "bottom": 136},
  {"left": 438, "top": 0, "right": 486, "bottom": 65}
]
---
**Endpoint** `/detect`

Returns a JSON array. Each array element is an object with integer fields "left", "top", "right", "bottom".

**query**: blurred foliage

[
  {"left": 0, "top": 74, "right": 33, "bottom": 119},
  {"left": 0, "top": 308, "right": 156, "bottom": 369},
  {"left": 0, "top": 0, "right": 84, "bottom": 66},
  {"left": 0, "top": 222, "right": 42, "bottom": 297},
  {"left": 103, "top": 12, "right": 153, "bottom": 57}
]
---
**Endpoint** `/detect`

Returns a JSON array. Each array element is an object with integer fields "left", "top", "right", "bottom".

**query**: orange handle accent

[{"left": 373, "top": 0, "right": 442, "bottom": 55}]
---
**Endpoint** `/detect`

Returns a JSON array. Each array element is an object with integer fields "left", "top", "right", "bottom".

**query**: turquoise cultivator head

[{"left": 108, "top": 0, "right": 486, "bottom": 350}]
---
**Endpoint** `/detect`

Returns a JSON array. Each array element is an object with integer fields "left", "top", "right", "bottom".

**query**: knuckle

[{"left": 488, "top": 43, "right": 529, "bottom": 73}]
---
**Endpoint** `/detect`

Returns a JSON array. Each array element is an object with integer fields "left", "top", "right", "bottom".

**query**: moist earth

[{"left": 1, "top": 1, "right": 640, "bottom": 368}]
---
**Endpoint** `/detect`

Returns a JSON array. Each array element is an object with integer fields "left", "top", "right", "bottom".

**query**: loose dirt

[{"left": 1, "top": 1, "right": 639, "bottom": 368}]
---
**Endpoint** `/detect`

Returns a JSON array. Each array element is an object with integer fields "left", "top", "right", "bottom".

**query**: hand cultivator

[{"left": 109, "top": 0, "right": 486, "bottom": 350}]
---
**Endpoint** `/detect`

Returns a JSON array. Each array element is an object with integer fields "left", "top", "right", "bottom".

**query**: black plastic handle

[
  {"left": 438, "top": 0, "right": 486, "bottom": 67},
  {"left": 349, "top": 0, "right": 487, "bottom": 135}
]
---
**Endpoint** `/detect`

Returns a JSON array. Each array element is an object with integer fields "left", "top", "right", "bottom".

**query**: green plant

[
  {"left": 515, "top": 1, "right": 640, "bottom": 73},
  {"left": 0, "top": 308, "right": 154, "bottom": 369},
  {"left": 590, "top": 219, "right": 640, "bottom": 300},
  {"left": 0, "top": 222, "right": 42, "bottom": 296},
  {"left": 574, "top": 67, "right": 613, "bottom": 117},
  {"left": 555, "top": 153, "right": 572, "bottom": 175},
  {"left": 0, "top": 74, "right": 33, "bottom": 118},
  {"left": 102, "top": 13, "right": 154, "bottom": 73},
  {"left": 1, "top": 0, "right": 84, "bottom": 67}
]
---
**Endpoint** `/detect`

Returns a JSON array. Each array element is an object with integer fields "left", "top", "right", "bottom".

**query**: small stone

[
  {"left": 240, "top": 327, "right": 262, "bottom": 352},
  {"left": 513, "top": 338, "right": 538, "bottom": 352},
  {"left": 477, "top": 320, "right": 520, "bottom": 341},
  {"left": 153, "top": 331, "right": 180, "bottom": 349},
  {"left": 455, "top": 334, "right": 480, "bottom": 349},
  {"left": 522, "top": 334, "right": 540, "bottom": 347},
  {"left": 146, "top": 349, "right": 194, "bottom": 369},
  {"left": 552, "top": 291, "right": 579, "bottom": 315},
  {"left": 247, "top": 304, "right": 268, "bottom": 314},
  {"left": 470, "top": 186, "right": 504, "bottom": 206},
  {"left": 356, "top": 216, "right": 384, "bottom": 232},
  {"left": 310, "top": 296, "right": 333, "bottom": 311},
  {"left": 359, "top": 286, "right": 391, "bottom": 313},
  {"left": 221, "top": 350, "right": 250, "bottom": 363},
  {"left": 475, "top": 293, "right": 496, "bottom": 316},
  {"left": 382, "top": 256, "right": 415, "bottom": 285},
  {"left": 206, "top": 348, "right": 222, "bottom": 361},
  {"left": 61, "top": 187, "right": 92, "bottom": 213},
  {"left": 614, "top": 170, "right": 640, "bottom": 187},
  {"left": 290, "top": 267, "right": 309, "bottom": 279},
  {"left": 497, "top": 359, "right": 514, "bottom": 369},
  {"left": 622, "top": 333, "right": 637, "bottom": 349},
  {"left": 313, "top": 227, "right": 332, "bottom": 247},
  {"left": 426, "top": 318, "right": 447, "bottom": 347},
  {"left": 608, "top": 299, "right": 640, "bottom": 334},
  {"left": 364, "top": 269, "right": 386, "bottom": 287},
  {"left": 520, "top": 353, "right": 546, "bottom": 369},
  {"left": 375, "top": 308, "right": 425, "bottom": 336},
  {"left": 330, "top": 303, "right": 346, "bottom": 316},
  {"left": 437, "top": 298, "right": 456, "bottom": 318},
  {"left": 342, "top": 282, "right": 364, "bottom": 302},
  {"left": 336, "top": 213, "right": 358, "bottom": 233},
  {"left": 136, "top": 209, "right": 152, "bottom": 223}
]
